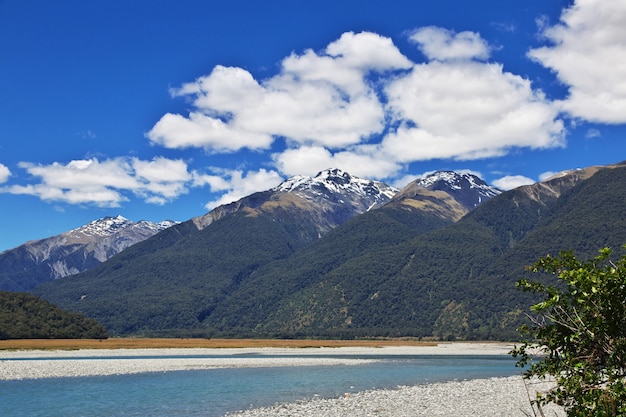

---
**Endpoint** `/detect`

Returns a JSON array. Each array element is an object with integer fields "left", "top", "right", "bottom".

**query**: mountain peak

[
  {"left": 420, "top": 171, "right": 499, "bottom": 197},
  {"left": 0, "top": 216, "right": 179, "bottom": 290},
  {"left": 274, "top": 168, "right": 398, "bottom": 202},
  {"left": 194, "top": 168, "right": 398, "bottom": 232},
  {"left": 391, "top": 170, "right": 501, "bottom": 211},
  {"left": 67, "top": 215, "right": 134, "bottom": 239},
  {"left": 416, "top": 171, "right": 493, "bottom": 191}
]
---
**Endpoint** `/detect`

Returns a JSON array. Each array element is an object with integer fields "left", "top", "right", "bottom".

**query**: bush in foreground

[{"left": 512, "top": 247, "right": 626, "bottom": 416}]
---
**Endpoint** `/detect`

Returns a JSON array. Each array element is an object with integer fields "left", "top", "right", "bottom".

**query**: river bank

[
  {"left": 0, "top": 343, "right": 513, "bottom": 380},
  {"left": 225, "top": 376, "right": 565, "bottom": 417}
]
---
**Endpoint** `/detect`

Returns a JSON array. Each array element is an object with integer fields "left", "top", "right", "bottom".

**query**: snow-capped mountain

[
  {"left": 64, "top": 215, "right": 174, "bottom": 242},
  {"left": 386, "top": 170, "right": 501, "bottom": 222},
  {"left": 193, "top": 168, "right": 398, "bottom": 231},
  {"left": 0, "top": 216, "right": 177, "bottom": 291},
  {"left": 275, "top": 168, "right": 397, "bottom": 204},
  {"left": 414, "top": 171, "right": 501, "bottom": 208}
]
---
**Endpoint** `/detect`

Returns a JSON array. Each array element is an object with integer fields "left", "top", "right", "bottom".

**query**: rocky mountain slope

[
  {"left": 0, "top": 216, "right": 177, "bottom": 291},
  {"left": 192, "top": 168, "right": 398, "bottom": 235},
  {"left": 32, "top": 168, "right": 504, "bottom": 336},
  {"left": 386, "top": 171, "right": 500, "bottom": 221}
]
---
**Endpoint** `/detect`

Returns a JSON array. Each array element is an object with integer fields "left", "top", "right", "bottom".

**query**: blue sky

[{"left": 1, "top": 0, "right": 625, "bottom": 252}]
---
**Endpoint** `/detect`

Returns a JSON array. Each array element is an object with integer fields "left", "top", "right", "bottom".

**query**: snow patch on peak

[
  {"left": 70, "top": 216, "right": 133, "bottom": 238},
  {"left": 416, "top": 171, "right": 500, "bottom": 197},
  {"left": 66, "top": 216, "right": 177, "bottom": 240},
  {"left": 274, "top": 168, "right": 398, "bottom": 201},
  {"left": 275, "top": 174, "right": 312, "bottom": 193}
]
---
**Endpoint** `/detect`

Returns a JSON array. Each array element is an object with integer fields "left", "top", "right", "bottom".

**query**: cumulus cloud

[
  {"left": 528, "top": 0, "right": 626, "bottom": 123},
  {"left": 0, "top": 163, "right": 10, "bottom": 183},
  {"left": 144, "top": 27, "right": 568, "bottom": 190},
  {"left": 492, "top": 175, "right": 535, "bottom": 190},
  {"left": 2, "top": 157, "right": 194, "bottom": 207},
  {"left": 272, "top": 145, "right": 401, "bottom": 179},
  {"left": 147, "top": 111, "right": 274, "bottom": 152},
  {"left": 132, "top": 157, "right": 193, "bottom": 204},
  {"left": 199, "top": 168, "right": 283, "bottom": 209},
  {"left": 135, "top": 23, "right": 600, "bottom": 210},
  {"left": 382, "top": 58, "right": 565, "bottom": 161},
  {"left": 146, "top": 31, "right": 412, "bottom": 153},
  {"left": 409, "top": 26, "right": 491, "bottom": 61}
]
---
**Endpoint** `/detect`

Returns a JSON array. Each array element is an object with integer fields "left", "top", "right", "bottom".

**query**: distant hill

[
  {"left": 33, "top": 169, "right": 500, "bottom": 337},
  {"left": 0, "top": 291, "right": 108, "bottom": 339},
  {"left": 0, "top": 216, "right": 178, "bottom": 292}
]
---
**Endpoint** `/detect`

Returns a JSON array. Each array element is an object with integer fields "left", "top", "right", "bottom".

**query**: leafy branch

[{"left": 511, "top": 246, "right": 626, "bottom": 416}]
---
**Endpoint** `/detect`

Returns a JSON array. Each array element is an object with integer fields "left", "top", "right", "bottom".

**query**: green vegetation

[
  {"left": 0, "top": 291, "right": 108, "bottom": 339},
  {"left": 35, "top": 212, "right": 303, "bottom": 336},
  {"left": 32, "top": 163, "right": 626, "bottom": 341},
  {"left": 512, "top": 247, "right": 626, "bottom": 416}
]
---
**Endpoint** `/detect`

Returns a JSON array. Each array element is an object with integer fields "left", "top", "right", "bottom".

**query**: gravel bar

[
  {"left": 0, "top": 343, "right": 514, "bottom": 380},
  {"left": 226, "top": 376, "right": 566, "bottom": 417},
  {"left": 0, "top": 355, "right": 377, "bottom": 380}
]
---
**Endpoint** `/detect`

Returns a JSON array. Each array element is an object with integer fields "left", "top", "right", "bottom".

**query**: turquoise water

[{"left": 0, "top": 355, "right": 520, "bottom": 416}]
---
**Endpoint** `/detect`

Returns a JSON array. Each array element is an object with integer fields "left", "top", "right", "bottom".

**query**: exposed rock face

[
  {"left": 0, "top": 216, "right": 177, "bottom": 291},
  {"left": 192, "top": 168, "right": 398, "bottom": 237},
  {"left": 387, "top": 171, "right": 501, "bottom": 221}
]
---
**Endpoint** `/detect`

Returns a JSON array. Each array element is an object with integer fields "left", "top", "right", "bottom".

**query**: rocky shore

[
  {"left": 226, "top": 376, "right": 565, "bottom": 417},
  {"left": 0, "top": 351, "right": 377, "bottom": 380}
]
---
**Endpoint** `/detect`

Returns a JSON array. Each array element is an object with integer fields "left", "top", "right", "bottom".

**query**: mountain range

[
  {"left": 0, "top": 216, "right": 177, "bottom": 292},
  {"left": 25, "top": 168, "right": 498, "bottom": 336},
  {"left": 7, "top": 163, "right": 626, "bottom": 340}
]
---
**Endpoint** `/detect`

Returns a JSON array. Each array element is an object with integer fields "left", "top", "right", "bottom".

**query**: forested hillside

[
  {"left": 33, "top": 179, "right": 463, "bottom": 337},
  {"left": 244, "top": 164, "right": 626, "bottom": 340},
  {"left": 0, "top": 291, "right": 108, "bottom": 339}
]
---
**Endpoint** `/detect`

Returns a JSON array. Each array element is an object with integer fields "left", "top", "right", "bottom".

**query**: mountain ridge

[
  {"left": 29, "top": 167, "right": 507, "bottom": 336},
  {"left": 0, "top": 216, "right": 177, "bottom": 291},
  {"left": 192, "top": 168, "right": 398, "bottom": 231}
]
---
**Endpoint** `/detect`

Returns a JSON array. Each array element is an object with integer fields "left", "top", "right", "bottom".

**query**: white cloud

[
  {"left": 203, "top": 168, "right": 283, "bottom": 209},
  {"left": 145, "top": 27, "right": 569, "bottom": 188},
  {"left": 132, "top": 157, "right": 193, "bottom": 204},
  {"left": 409, "top": 26, "right": 491, "bottom": 61},
  {"left": 585, "top": 128, "right": 601, "bottom": 139},
  {"left": 382, "top": 58, "right": 565, "bottom": 161},
  {"left": 392, "top": 174, "right": 421, "bottom": 189},
  {"left": 192, "top": 171, "right": 232, "bottom": 191},
  {"left": 528, "top": 0, "right": 626, "bottom": 123},
  {"left": 3, "top": 157, "right": 283, "bottom": 211},
  {"left": 2, "top": 157, "right": 195, "bottom": 207},
  {"left": 146, "top": 111, "right": 274, "bottom": 152},
  {"left": 538, "top": 171, "right": 560, "bottom": 181},
  {"left": 146, "top": 31, "right": 412, "bottom": 153},
  {"left": 0, "top": 163, "right": 10, "bottom": 183},
  {"left": 492, "top": 175, "right": 535, "bottom": 190},
  {"left": 272, "top": 145, "right": 401, "bottom": 179}
]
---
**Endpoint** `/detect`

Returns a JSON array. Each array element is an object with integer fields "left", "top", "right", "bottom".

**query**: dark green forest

[{"left": 0, "top": 291, "right": 108, "bottom": 339}]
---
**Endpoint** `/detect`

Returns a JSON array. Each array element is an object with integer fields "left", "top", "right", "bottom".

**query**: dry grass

[{"left": 0, "top": 338, "right": 437, "bottom": 351}]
